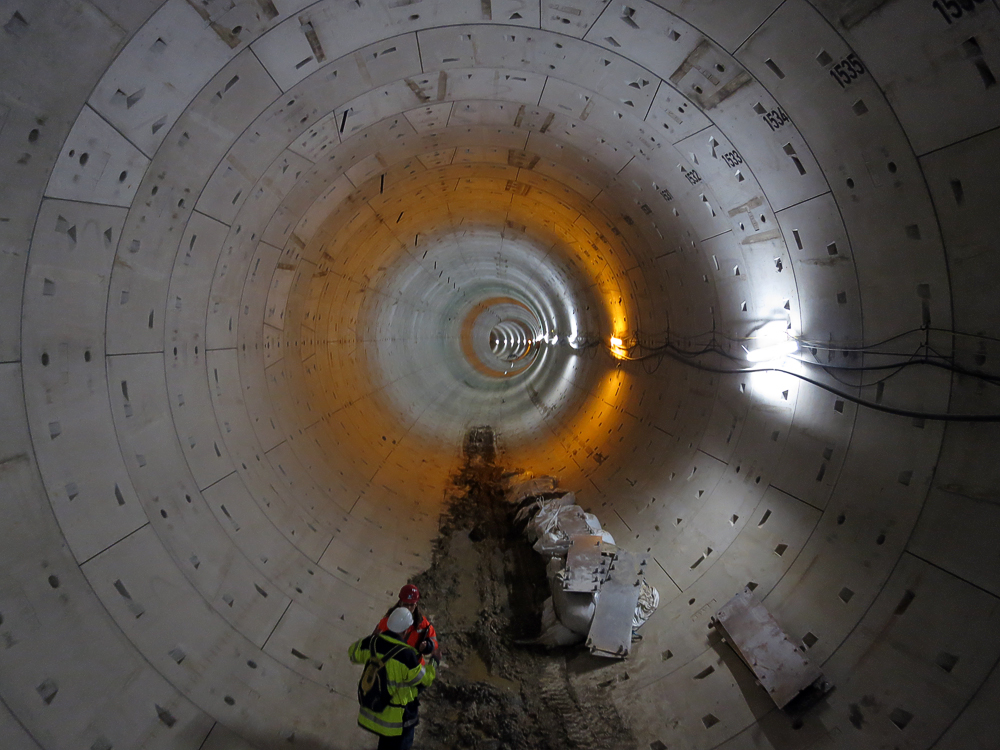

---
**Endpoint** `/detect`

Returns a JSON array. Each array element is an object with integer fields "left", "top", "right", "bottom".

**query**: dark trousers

[{"left": 376, "top": 725, "right": 414, "bottom": 750}]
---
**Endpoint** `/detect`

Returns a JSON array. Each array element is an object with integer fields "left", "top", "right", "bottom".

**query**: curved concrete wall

[{"left": 1, "top": 0, "right": 999, "bottom": 748}]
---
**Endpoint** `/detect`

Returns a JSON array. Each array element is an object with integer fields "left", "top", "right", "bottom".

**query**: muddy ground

[{"left": 409, "top": 428, "right": 634, "bottom": 750}]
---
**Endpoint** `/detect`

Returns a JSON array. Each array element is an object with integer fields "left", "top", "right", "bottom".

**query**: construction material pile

[{"left": 508, "top": 476, "right": 659, "bottom": 658}]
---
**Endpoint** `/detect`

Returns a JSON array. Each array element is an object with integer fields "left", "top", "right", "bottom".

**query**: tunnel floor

[{"left": 406, "top": 428, "right": 633, "bottom": 750}]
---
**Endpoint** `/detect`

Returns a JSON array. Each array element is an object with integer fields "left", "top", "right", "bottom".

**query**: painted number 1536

[{"left": 932, "top": 0, "right": 986, "bottom": 24}]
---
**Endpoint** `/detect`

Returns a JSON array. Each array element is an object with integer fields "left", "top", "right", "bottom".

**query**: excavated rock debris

[{"left": 410, "top": 427, "right": 634, "bottom": 750}]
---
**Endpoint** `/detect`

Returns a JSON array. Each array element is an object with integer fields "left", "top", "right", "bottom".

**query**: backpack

[{"left": 358, "top": 635, "right": 407, "bottom": 712}]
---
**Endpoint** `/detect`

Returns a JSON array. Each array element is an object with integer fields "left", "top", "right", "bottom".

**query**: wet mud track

[{"left": 411, "top": 427, "right": 634, "bottom": 750}]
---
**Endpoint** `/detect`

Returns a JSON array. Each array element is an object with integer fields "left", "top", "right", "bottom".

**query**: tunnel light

[
  {"left": 610, "top": 335, "right": 628, "bottom": 360},
  {"left": 745, "top": 339, "right": 797, "bottom": 362},
  {"left": 749, "top": 367, "right": 799, "bottom": 406},
  {"left": 756, "top": 319, "right": 789, "bottom": 340}
]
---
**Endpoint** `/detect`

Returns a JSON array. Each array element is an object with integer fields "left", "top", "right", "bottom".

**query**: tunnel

[{"left": 1, "top": 0, "right": 999, "bottom": 748}]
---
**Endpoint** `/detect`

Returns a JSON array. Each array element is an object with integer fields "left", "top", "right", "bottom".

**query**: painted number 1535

[{"left": 829, "top": 53, "right": 866, "bottom": 88}]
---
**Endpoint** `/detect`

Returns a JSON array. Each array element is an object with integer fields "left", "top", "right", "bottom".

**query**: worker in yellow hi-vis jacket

[{"left": 348, "top": 607, "right": 437, "bottom": 750}]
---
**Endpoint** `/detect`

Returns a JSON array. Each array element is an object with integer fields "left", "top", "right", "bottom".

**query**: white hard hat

[{"left": 386, "top": 606, "right": 414, "bottom": 634}]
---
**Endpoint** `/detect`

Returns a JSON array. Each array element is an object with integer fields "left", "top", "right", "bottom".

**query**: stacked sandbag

[
  {"left": 633, "top": 579, "right": 660, "bottom": 629},
  {"left": 517, "top": 493, "right": 616, "bottom": 557},
  {"left": 512, "top": 487, "right": 657, "bottom": 655}
]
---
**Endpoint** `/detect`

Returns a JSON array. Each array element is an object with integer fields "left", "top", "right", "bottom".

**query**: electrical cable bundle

[{"left": 604, "top": 325, "right": 1000, "bottom": 422}]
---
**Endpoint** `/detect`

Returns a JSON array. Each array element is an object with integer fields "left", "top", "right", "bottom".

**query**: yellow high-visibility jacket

[{"left": 348, "top": 632, "right": 437, "bottom": 737}]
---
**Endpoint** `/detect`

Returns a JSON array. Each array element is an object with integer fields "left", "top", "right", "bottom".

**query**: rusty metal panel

[
  {"left": 563, "top": 535, "right": 612, "bottom": 593},
  {"left": 712, "top": 587, "right": 822, "bottom": 708},
  {"left": 587, "top": 550, "right": 645, "bottom": 658}
]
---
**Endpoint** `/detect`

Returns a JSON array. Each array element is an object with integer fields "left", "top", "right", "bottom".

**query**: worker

[
  {"left": 348, "top": 607, "right": 436, "bottom": 750},
  {"left": 376, "top": 584, "right": 439, "bottom": 659}
]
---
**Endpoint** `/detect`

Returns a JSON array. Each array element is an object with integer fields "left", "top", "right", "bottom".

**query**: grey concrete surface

[{"left": 1, "top": 0, "right": 999, "bottom": 747}]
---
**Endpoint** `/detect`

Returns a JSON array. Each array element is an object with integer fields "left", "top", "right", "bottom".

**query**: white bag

[
  {"left": 525, "top": 598, "right": 585, "bottom": 647},
  {"left": 547, "top": 558, "right": 596, "bottom": 635},
  {"left": 633, "top": 580, "right": 660, "bottom": 629}
]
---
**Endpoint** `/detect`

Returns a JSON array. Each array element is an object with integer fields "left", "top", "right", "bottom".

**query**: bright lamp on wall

[{"left": 745, "top": 339, "right": 798, "bottom": 362}]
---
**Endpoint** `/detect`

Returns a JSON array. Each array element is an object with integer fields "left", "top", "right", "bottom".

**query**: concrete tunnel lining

[{"left": 2, "top": 0, "right": 1000, "bottom": 748}]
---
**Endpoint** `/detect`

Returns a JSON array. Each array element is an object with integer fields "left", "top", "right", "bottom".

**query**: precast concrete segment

[{"left": 2, "top": 1, "right": 999, "bottom": 750}]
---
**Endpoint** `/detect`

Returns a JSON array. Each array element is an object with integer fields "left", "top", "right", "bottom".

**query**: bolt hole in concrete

[{"left": 413, "top": 427, "right": 634, "bottom": 749}]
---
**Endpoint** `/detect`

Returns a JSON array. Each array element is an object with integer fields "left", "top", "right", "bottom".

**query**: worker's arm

[
  {"left": 406, "top": 652, "right": 436, "bottom": 695},
  {"left": 414, "top": 619, "right": 439, "bottom": 656},
  {"left": 347, "top": 635, "right": 374, "bottom": 665},
  {"left": 421, "top": 654, "right": 437, "bottom": 691},
  {"left": 425, "top": 621, "right": 439, "bottom": 652}
]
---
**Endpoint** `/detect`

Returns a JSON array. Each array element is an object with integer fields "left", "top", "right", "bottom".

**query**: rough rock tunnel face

[{"left": 2, "top": 0, "right": 1000, "bottom": 748}]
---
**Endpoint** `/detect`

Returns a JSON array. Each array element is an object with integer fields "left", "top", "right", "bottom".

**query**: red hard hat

[{"left": 399, "top": 584, "right": 420, "bottom": 604}]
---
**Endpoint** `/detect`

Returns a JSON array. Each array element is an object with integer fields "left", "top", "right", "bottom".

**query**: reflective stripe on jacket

[{"left": 348, "top": 632, "right": 437, "bottom": 737}]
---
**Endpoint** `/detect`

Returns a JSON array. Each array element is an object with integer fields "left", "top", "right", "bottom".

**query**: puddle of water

[
  {"left": 447, "top": 530, "right": 481, "bottom": 631},
  {"left": 454, "top": 650, "right": 521, "bottom": 693}
]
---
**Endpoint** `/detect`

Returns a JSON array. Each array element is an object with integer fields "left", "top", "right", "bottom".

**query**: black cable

[
  {"left": 820, "top": 362, "right": 909, "bottom": 391},
  {"left": 636, "top": 326, "right": 924, "bottom": 351},
  {"left": 793, "top": 325, "right": 1000, "bottom": 354},
  {"left": 614, "top": 347, "right": 1000, "bottom": 422},
  {"left": 790, "top": 352, "right": 1000, "bottom": 387},
  {"left": 639, "top": 352, "right": 662, "bottom": 375},
  {"left": 645, "top": 324, "right": 1000, "bottom": 355},
  {"left": 788, "top": 356, "right": 929, "bottom": 372},
  {"left": 613, "top": 321, "right": 1000, "bottom": 419},
  {"left": 632, "top": 334, "right": 1000, "bottom": 387},
  {"left": 768, "top": 367, "right": 1000, "bottom": 422},
  {"left": 792, "top": 327, "right": 927, "bottom": 353}
]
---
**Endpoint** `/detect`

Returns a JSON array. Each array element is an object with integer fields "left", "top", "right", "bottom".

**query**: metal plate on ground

[
  {"left": 586, "top": 550, "right": 644, "bottom": 658},
  {"left": 556, "top": 506, "right": 595, "bottom": 539},
  {"left": 712, "top": 587, "right": 822, "bottom": 708},
  {"left": 563, "top": 536, "right": 611, "bottom": 593}
]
